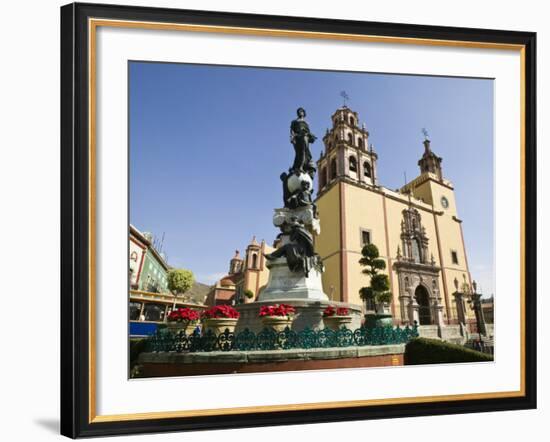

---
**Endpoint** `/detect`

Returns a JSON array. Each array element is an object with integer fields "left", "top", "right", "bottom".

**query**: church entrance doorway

[{"left": 415, "top": 285, "right": 432, "bottom": 325}]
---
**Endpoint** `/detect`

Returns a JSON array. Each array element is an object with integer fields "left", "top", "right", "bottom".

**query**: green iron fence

[{"left": 145, "top": 324, "right": 419, "bottom": 353}]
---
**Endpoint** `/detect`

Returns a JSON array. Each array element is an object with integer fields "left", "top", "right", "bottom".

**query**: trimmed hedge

[{"left": 405, "top": 337, "right": 493, "bottom": 365}]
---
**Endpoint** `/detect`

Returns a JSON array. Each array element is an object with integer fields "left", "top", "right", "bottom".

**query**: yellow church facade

[{"left": 315, "top": 106, "right": 477, "bottom": 327}]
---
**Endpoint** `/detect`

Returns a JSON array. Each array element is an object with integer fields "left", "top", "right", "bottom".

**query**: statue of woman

[{"left": 290, "top": 107, "right": 317, "bottom": 176}]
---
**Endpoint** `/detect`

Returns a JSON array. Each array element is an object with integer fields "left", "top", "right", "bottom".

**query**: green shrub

[
  {"left": 167, "top": 268, "right": 194, "bottom": 295},
  {"left": 130, "top": 338, "right": 147, "bottom": 370},
  {"left": 358, "top": 244, "right": 391, "bottom": 310},
  {"left": 375, "top": 291, "right": 392, "bottom": 304},
  {"left": 405, "top": 337, "right": 493, "bottom": 365}
]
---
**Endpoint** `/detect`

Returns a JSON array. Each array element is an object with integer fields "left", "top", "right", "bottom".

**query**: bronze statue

[
  {"left": 264, "top": 218, "right": 320, "bottom": 276},
  {"left": 290, "top": 107, "right": 316, "bottom": 176},
  {"left": 280, "top": 171, "right": 316, "bottom": 214},
  {"left": 264, "top": 107, "right": 323, "bottom": 277}
]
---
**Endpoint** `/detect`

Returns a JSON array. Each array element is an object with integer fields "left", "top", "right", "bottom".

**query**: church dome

[{"left": 220, "top": 277, "right": 235, "bottom": 287}]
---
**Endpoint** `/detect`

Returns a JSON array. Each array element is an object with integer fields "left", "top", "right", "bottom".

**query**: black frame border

[{"left": 60, "top": 2, "right": 537, "bottom": 438}]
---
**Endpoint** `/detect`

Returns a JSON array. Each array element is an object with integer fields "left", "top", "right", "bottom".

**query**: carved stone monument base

[
  {"left": 273, "top": 205, "right": 319, "bottom": 234},
  {"left": 258, "top": 257, "right": 327, "bottom": 301},
  {"left": 235, "top": 299, "right": 363, "bottom": 333}
]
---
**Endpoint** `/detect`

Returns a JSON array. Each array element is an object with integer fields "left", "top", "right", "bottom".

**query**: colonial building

[
  {"left": 129, "top": 225, "right": 148, "bottom": 290},
  {"left": 206, "top": 237, "right": 274, "bottom": 306},
  {"left": 315, "top": 106, "right": 477, "bottom": 328},
  {"left": 129, "top": 225, "right": 170, "bottom": 294},
  {"left": 129, "top": 225, "right": 206, "bottom": 335}
]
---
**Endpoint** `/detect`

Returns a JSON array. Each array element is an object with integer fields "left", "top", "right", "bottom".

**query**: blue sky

[{"left": 129, "top": 62, "right": 494, "bottom": 296}]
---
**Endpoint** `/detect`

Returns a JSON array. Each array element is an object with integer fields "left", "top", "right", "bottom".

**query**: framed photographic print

[{"left": 60, "top": 2, "right": 537, "bottom": 438}]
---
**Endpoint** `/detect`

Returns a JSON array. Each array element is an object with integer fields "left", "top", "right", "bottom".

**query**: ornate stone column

[
  {"left": 409, "top": 297, "right": 420, "bottom": 324},
  {"left": 432, "top": 294, "right": 445, "bottom": 326},
  {"left": 399, "top": 293, "right": 410, "bottom": 323}
]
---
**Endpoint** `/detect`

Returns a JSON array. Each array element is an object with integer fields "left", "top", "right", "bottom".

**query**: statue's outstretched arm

[{"left": 264, "top": 245, "right": 288, "bottom": 260}]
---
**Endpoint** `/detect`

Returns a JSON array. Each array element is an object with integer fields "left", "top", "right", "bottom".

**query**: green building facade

[{"left": 138, "top": 247, "right": 169, "bottom": 293}]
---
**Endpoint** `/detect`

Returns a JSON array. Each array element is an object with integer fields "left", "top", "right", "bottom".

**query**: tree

[
  {"left": 358, "top": 243, "right": 392, "bottom": 311},
  {"left": 244, "top": 289, "right": 254, "bottom": 299},
  {"left": 167, "top": 269, "right": 194, "bottom": 307}
]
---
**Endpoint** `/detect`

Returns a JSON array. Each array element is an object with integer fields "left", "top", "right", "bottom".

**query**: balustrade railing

[{"left": 145, "top": 324, "right": 419, "bottom": 353}]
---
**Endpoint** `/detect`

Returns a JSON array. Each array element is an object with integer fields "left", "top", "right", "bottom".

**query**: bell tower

[
  {"left": 228, "top": 250, "right": 243, "bottom": 275},
  {"left": 317, "top": 106, "right": 378, "bottom": 195},
  {"left": 403, "top": 136, "right": 453, "bottom": 210},
  {"left": 418, "top": 137, "right": 443, "bottom": 181},
  {"left": 245, "top": 236, "right": 262, "bottom": 270}
]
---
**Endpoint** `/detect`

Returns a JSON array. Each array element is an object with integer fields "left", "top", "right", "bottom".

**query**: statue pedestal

[
  {"left": 236, "top": 260, "right": 361, "bottom": 333},
  {"left": 258, "top": 257, "right": 328, "bottom": 301},
  {"left": 235, "top": 299, "right": 362, "bottom": 333}
]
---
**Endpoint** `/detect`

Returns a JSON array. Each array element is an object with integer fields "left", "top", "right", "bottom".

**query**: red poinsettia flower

[
  {"left": 336, "top": 307, "right": 349, "bottom": 316},
  {"left": 202, "top": 305, "right": 240, "bottom": 319},
  {"left": 258, "top": 304, "right": 295, "bottom": 318},
  {"left": 167, "top": 307, "right": 200, "bottom": 322},
  {"left": 323, "top": 306, "right": 350, "bottom": 317},
  {"left": 167, "top": 310, "right": 180, "bottom": 321}
]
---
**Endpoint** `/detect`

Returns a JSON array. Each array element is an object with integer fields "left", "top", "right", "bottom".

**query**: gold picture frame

[{"left": 61, "top": 2, "right": 536, "bottom": 437}]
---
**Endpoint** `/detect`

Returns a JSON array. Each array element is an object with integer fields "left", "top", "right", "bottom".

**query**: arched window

[
  {"left": 251, "top": 253, "right": 258, "bottom": 269},
  {"left": 349, "top": 116, "right": 355, "bottom": 126},
  {"left": 347, "top": 133, "right": 353, "bottom": 144},
  {"left": 363, "top": 162, "right": 372, "bottom": 178},
  {"left": 130, "top": 251, "right": 138, "bottom": 262},
  {"left": 320, "top": 167, "right": 327, "bottom": 188},
  {"left": 358, "top": 138, "right": 363, "bottom": 149},
  {"left": 330, "top": 158, "right": 337, "bottom": 179},
  {"left": 349, "top": 156, "right": 357, "bottom": 172}
]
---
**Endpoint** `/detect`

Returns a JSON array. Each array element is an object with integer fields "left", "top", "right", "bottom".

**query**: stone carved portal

[
  {"left": 395, "top": 269, "right": 442, "bottom": 325},
  {"left": 394, "top": 207, "right": 444, "bottom": 325}
]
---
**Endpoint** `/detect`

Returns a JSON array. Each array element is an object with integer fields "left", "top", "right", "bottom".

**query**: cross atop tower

[
  {"left": 421, "top": 128, "right": 429, "bottom": 140},
  {"left": 340, "top": 90, "right": 350, "bottom": 107}
]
